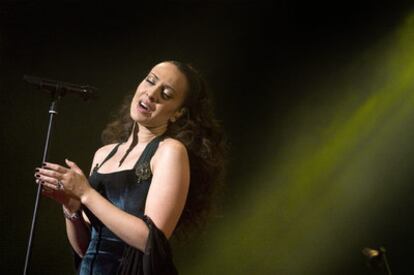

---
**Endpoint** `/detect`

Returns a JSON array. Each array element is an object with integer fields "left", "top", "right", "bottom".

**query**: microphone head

[
  {"left": 79, "top": 86, "right": 99, "bottom": 101},
  {"left": 362, "top": 247, "right": 381, "bottom": 259}
]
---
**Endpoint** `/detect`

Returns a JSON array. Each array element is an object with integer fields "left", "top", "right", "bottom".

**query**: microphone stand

[
  {"left": 23, "top": 91, "right": 61, "bottom": 275},
  {"left": 362, "top": 246, "right": 393, "bottom": 275}
]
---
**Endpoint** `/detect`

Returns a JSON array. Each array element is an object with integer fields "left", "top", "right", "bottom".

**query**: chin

[
  {"left": 131, "top": 110, "right": 148, "bottom": 121},
  {"left": 131, "top": 114, "right": 154, "bottom": 127}
]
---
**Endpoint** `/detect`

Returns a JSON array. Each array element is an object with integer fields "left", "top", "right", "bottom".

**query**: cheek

[
  {"left": 130, "top": 93, "right": 139, "bottom": 115},
  {"left": 131, "top": 87, "right": 142, "bottom": 105},
  {"left": 151, "top": 104, "right": 174, "bottom": 119},
  {"left": 131, "top": 95, "right": 137, "bottom": 107},
  {"left": 162, "top": 104, "right": 181, "bottom": 119}
]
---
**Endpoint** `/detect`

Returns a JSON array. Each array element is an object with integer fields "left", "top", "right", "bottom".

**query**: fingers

[
  {"left": 43, "top": 162, "right": 68, "bottom": 174},
  {"left": 41, "top": 185, "right": 54, "bottom": 193},
  {"left": 39, "top": 160, "right": 84, "bottom": 176},
  {"left": 36, "top": 167, "right": 63, "bottom": 179},
  {"left": 34, "top": 159, "right": 86, "bottom": 197},
  {"left": 41, "top": 186, "right": 55, "bottom": 197},
  {"left": 39, "top": 180, "right": 59, "bottom": 191},
  {"left": 65, "top": 159, "right": 83, "bottom": 175},
  {"left": 35, "top": 173, "right": 61, "bottom": 190},
  {"left": 35, "top": 165, "right": 63, "bottom": 191}
]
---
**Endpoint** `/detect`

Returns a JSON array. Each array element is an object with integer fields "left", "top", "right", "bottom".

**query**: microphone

[
  {"left": 23, "top": 75, "right": 98, "bottom": 101},
  {"left": 362, "top": 246, "right": 393, "bottom": 275},
  {"left": 362, "top": 247, "right": 382, "bottom": 259}
]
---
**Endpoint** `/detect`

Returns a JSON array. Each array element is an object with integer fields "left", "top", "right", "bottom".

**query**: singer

[{"left": 34, "top": 61, "right": 227, "bottom": 274}]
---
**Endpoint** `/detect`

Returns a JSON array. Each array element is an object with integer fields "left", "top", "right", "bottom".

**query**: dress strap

[
  {"left": 132, "top": 135, "right": 164, "bottom": 184},
  {"left": 133, "top": 135, "right": 164, "bottom": 168},
  {"left": 93, "top": 143, "right": 122, "bottom": 172}
]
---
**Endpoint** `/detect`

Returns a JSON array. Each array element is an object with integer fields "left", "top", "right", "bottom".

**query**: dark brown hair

[{"left": 101, "top": 61, "right": 227, "bottom": 235}]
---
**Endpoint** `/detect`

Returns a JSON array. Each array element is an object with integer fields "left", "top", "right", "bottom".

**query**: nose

[{"left": 145, "top": 86, "right": 159, "bottom": 102}]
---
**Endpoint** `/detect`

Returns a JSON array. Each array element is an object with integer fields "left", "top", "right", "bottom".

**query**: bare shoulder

[
  {"left": 158, "top": 138, "right": 188, "bottom": 155},
  {"left": 153, "top": 138, "right": 188, "bottom": 164}
]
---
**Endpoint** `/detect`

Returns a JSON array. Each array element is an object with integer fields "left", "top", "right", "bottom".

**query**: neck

[{"left": 126, "top": 122, "right": 167, "bottom": 145}]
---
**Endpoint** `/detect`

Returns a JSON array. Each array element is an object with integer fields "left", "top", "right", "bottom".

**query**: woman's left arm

[
  {"left": 144, "top": 140, "right": 190, "bottom": 238},
  {"left": 82, "top": 140, "right": 190, "bottom": 247}
]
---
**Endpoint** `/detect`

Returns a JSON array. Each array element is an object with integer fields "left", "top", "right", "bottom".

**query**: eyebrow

[{"left": 150, "top": 72, "right": 177, "bottom": 93}]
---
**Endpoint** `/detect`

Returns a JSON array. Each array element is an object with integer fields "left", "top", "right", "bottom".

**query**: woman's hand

[
  {"left": 40, "top": 186, "right": 81, "bottom": 212},
  {"left": 35, "top": 159, "right": 92, "bottom": 204}
]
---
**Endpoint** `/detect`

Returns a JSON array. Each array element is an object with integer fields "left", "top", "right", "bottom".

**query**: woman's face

[{"left": 130, "top": 62, "right": 188, "bottom": 128}]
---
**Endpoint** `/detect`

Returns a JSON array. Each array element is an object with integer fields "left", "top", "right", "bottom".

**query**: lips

[{"left": 138, "top": 100, "right": 154, "bottom": 114}]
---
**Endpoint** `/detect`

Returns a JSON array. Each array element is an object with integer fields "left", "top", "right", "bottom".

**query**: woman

[{"left": 34, "top": 61, "right": 226, "bottom": 274}]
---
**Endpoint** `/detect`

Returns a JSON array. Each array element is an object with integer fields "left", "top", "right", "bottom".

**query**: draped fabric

[{"left": 117, "top": 216, "right": 178, "bottom": 275}]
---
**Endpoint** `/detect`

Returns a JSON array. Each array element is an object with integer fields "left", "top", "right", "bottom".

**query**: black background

[{"left": 1, "top": 1, "right": 413, "bottom": 274}]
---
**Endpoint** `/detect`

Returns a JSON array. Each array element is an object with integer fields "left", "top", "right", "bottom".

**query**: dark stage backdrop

[{"left": 1, "top": 1, "right": 414, "bottom": 274}]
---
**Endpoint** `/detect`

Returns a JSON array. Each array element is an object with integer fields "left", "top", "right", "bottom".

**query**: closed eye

[
  {"left": 145, "top": 77, "right": 155, "bottom": 85},
  {"left": 161, "top": 88, "right": 173, "bottom": 100}
]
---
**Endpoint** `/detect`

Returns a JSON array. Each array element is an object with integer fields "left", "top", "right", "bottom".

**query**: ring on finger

[{"left": 57, "top": 180, "right": 64, "bottom": 190}]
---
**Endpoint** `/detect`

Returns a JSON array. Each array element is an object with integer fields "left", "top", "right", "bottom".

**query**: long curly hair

[{"left": 101, "top": 61, "right": 227, "bottom": 236}]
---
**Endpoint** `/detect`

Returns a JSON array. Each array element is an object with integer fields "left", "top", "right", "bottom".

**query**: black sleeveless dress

[{"left": 78, "top": 136, "right": 177, "bottom": 275}]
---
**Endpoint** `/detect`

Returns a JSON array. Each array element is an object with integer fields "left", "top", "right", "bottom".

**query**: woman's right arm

[
  {"left": 64, "top": 203, "right": 91, "bottom": 257},
  {"left": 41, "top": 187, "right": 91, "bottom": 257},
  {"left": 63, "top": 145, "right": 114, "bottom": 257}
]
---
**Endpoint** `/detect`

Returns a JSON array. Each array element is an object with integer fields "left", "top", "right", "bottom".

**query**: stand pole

[
  {"left": 23, "top": 98, "right": 59, "bottom": 275},
  {"left": 380, "top": 247, "right": 392, "bottom": 275}
]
